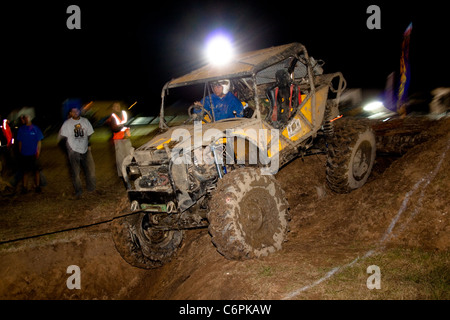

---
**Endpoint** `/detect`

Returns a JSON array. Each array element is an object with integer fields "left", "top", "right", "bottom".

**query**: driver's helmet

[{"left": 211, "top": 79, "right": 231, "bottom": 94}]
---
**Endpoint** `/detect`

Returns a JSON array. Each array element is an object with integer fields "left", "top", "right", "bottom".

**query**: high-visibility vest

[
  {"left": 111, "top": 111, "right": 130, "bottom": 140},
  {"left": 1, "top": 119, "right": 13, "bottom": 147}
]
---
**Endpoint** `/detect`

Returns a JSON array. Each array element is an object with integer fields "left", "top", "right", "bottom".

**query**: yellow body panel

[
  {"left": 152, "top": 138, "right": 172, "bottom": 149},
  {"left": 267, "top": 86, "right": 328, "bottom": 157}
]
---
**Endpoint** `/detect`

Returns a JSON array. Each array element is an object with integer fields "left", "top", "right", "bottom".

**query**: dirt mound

[
  {"left": 294, "top": 117, "right": 450, "bottom": 251},
  {"left": 137, "top": 116, "right": 450, "bottom": 299},
  {"left": 123, "top": 116, "right": 450, "bottom": 299},
  {"left": 0, "top": 116, "right": 449, "bottom": 300}
]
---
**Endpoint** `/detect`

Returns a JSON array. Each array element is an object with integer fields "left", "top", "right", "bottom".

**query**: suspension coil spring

[{"left": 323, "top": 120, "right": 334, "bottom": 138}]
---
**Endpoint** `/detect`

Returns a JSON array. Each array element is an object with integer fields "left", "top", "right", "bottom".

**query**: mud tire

[
  {"left": 207, "top": 167, "right": 289, "bottom": 260},
  {"left": 326, "top": 119, "right": 376, "bottom": 193},
  {"left": 111, "top": 212, "right": 183, "bottom": 269}
]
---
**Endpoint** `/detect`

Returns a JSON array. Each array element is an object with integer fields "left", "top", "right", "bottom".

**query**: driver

[{"left": 193, "top": 79, "right": 243, "bottom": 121}]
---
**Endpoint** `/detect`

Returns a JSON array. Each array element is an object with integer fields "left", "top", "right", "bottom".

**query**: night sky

[{"left": 2, "top": 1, "right": 449, "bottom": 123}]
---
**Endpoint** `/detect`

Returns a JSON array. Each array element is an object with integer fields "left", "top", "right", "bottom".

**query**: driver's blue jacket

[{"left": 195, "top": 92, "right": 243, "bottom": 121}]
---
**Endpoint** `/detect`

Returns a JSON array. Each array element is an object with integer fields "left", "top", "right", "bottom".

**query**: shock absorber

[
  {"left": 323, "top": 101, "right": 343, "bottom": 139},
  {"left": 323, "top": 102, "right": 335, "bottom": 139},
  {"left": 323, "top": 119, "right": 334, "bottom": 138}
]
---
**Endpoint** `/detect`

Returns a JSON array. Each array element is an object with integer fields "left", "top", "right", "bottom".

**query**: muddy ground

[{"left": 0, "top": 116, "right": 449, "bottom": 300}]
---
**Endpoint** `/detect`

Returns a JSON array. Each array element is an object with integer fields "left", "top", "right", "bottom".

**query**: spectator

[
  {"left": 59, "top": 107, "right": 96, "bottom": 199},
  {"left": 106, "top": 102, "right": 132, "bottom": 177},
  {"left": 16, "top": 114, "right": 44, "bottom": 193},
  {"left": 1, "top": 116, "right": 13, "bottom": 148}
]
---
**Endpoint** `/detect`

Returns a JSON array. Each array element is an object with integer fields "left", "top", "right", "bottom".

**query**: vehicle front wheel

[
  {"left": 207, "top": 167, "right": 289, "bottom": 260},
  {"left": 111, "top": 205, "right": 183, "bottom": 269}
]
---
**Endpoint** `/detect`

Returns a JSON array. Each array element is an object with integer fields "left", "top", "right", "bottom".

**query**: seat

[{"left": 266, "top": 69, "right": 302, "bottom": 128}]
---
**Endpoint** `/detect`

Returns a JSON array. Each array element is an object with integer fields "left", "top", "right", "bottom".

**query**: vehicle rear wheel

[
  {"left": 326, "top": 120, "right": 376, "bottom": 193},
  {"left": 111, "top": 203, "right": 183, "bottom": 269},
  {"left": 207, "top": 167, "right": 289, "bottom": 260}
]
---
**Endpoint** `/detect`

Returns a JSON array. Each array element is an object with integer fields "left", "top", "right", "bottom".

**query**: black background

[{"left": 2, "top": 1, "right": 449, "bottom": 122}]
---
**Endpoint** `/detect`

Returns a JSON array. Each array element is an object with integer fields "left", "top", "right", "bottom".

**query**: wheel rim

[
  {"left": 129, "top": 201, "right": 173, "bottom": 247},
  {"left": 237, "top": 187, "right": 281, "bottom": 249},
  {"left": 352, "top": 140, "right": 372, "bottom": 181},
  {"left": 139, "top": 213, "right": 173, "bottom": 247}
]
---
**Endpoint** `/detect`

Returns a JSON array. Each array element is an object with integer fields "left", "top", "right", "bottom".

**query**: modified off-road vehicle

[{"left": 112, "top": 43, "right": 376, "bottom": 268}]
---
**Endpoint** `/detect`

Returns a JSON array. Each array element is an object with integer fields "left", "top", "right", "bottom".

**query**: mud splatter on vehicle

[{"left": 112, "top": 43, "right": 376, "bottom": 268}]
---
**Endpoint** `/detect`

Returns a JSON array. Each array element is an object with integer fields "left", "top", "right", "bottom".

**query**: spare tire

[{"left": 207, "top": 167, "right": 289, "bottom": 260}]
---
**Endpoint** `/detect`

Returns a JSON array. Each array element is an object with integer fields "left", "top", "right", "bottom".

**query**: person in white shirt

[{"left": 59, "top": 107, "right": 96, "bottom": 199}]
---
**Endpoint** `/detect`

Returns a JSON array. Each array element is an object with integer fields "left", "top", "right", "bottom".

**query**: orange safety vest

[
  {"left": 111, "top": 111, "right": 130, "bottom": 140},
  {"left": 1, "top": 119, "right": 13, "bottom": 147}
]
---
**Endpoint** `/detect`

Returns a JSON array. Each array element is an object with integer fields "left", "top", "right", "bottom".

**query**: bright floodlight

[
  {"left": 363, "top": 101, "right": 384, "bottom": 112},
  {"left": 206, "top": 35, "right": 233, "bottom": 66}
]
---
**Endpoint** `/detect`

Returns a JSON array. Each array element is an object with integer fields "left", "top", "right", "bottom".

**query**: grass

[
  {"left": 259, "top": 265, "right": 273, "bottom": 277},
  {"left": 321, "top": 247, "right": 450, "bottom": 299}
]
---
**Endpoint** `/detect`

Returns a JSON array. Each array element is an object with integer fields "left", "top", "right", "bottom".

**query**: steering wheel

[{"left": 187, "top": 104, "right": 213, "bottom": 123}]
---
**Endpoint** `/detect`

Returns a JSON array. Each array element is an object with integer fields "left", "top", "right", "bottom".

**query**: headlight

[{"left": 128, "top": 165, "right": 140, "bottom": 176}]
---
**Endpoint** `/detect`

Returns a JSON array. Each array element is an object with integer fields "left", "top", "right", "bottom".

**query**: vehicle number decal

[{"left": 287, "top": 118, "right": 301, "bottom": 138}]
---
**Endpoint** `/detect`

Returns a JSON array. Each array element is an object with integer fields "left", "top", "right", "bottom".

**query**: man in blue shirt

[
  {"left": 16, "top": 114, "right": 44, "bottom": 193},
  {"left": 194, "top": 80, "right": 243, "bottom": 121}
]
